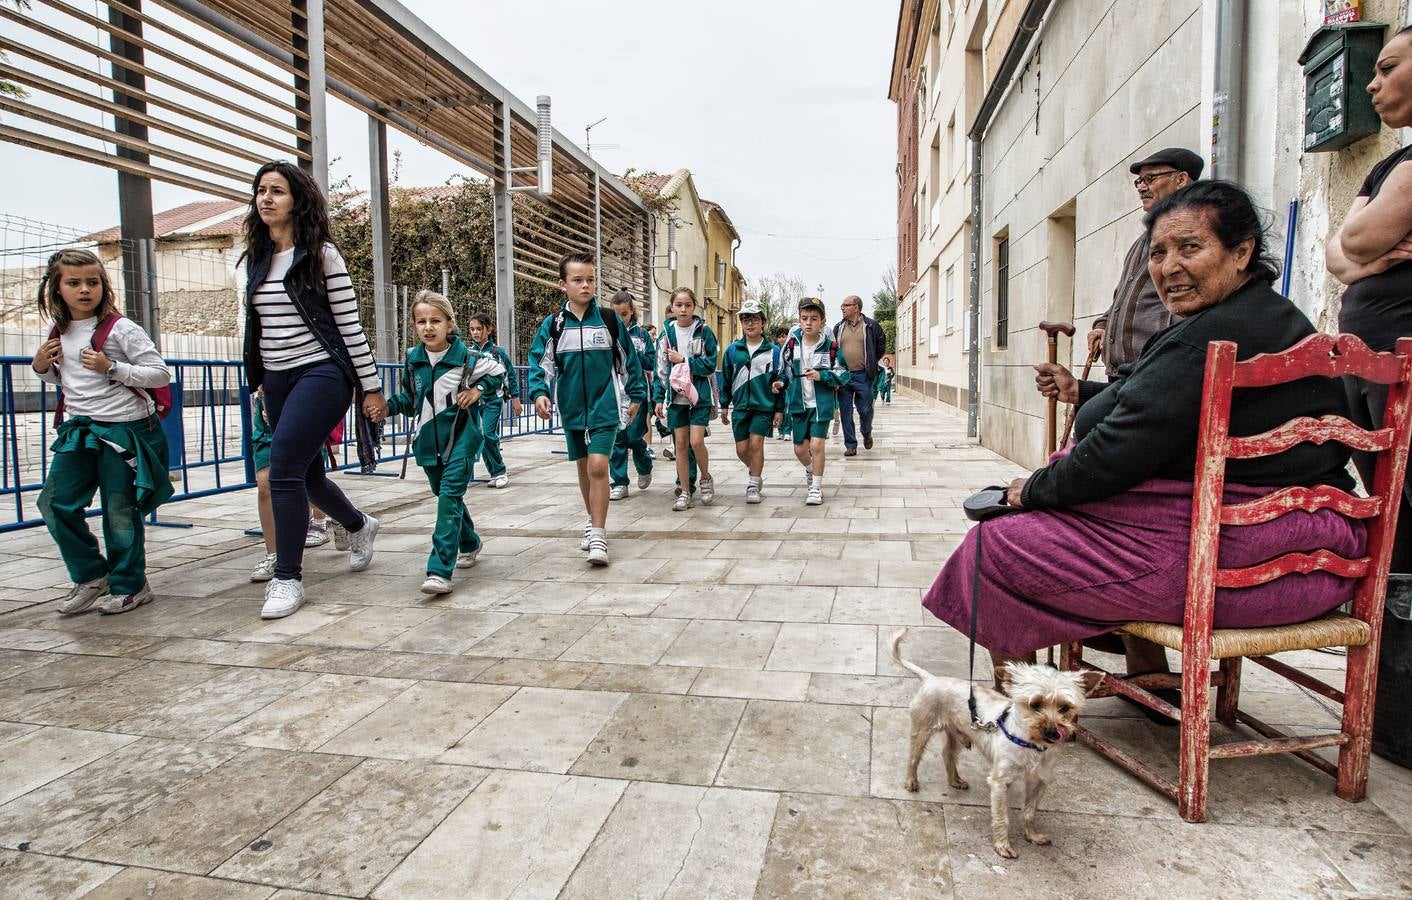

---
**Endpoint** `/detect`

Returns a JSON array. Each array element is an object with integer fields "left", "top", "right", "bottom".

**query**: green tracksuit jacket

[
  {"left": 470, "top": 339, "right": 519, "bottom": 403},
  {"left": 777, "top": 327, "right": 850, "bottom": 419},
  {"left": 385, "top": 336, "right": 505, "bottom": 465},
  {"left": 527, "top": 301, "right": 646, "bottom": 431},
  {"left": 654, "top": 316, "right": 718, "bottom": 410},
  {"left": 721, "top": 338, "right": 784, "bottom": 414}
]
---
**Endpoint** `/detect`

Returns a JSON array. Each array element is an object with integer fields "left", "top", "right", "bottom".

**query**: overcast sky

[{"left": 1, "top": 0, "right": 897, "bottom": 320}]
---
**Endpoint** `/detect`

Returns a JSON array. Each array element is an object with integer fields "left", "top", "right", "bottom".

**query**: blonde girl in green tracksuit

[
  {"left": 383, "top": 291, "right": 505, "bottom": 595},
  {"left": 720, "top": 300, "right": 782, "bottom": 504},
  {"left": 466, "top": 312, "right": 521, "bottom": 489},
  {"left": 654, "top": 287, "right": 718, "bottom": 511},
  {"left": 773, "top": 298, "right": 849, "bottom": 506}
]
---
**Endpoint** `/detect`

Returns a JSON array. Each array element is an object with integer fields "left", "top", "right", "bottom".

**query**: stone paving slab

[{"left": 0, "top": 397, "right": 1409, "bottom": 897}]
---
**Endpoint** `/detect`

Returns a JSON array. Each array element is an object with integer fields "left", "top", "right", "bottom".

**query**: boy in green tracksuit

[
  {"left": 774, "top": 298, "right": 849, "bottom": 507},
  {"left": 467, "top": 313, "right": 521, "bottom": 489},
  {"left": 528, "top": 251, "right": 646, "bottom": 566},
  {"left": 720, "top": 300, "right": 782, "bottom": 504},
  {"left": 654, "top": 287, "right": 718, "bottom": 511},
  {"left": 608, "top": 289, "right": 654, "bottom": 500},
  {"left": 773, "top": 325, "right": 793, "bottom": 440},
  {"left": 876, "top": 357, "right": 895, "bottom": 403},
  {"left": 384, "top": 292, "right": 505, "bottom": 595}
]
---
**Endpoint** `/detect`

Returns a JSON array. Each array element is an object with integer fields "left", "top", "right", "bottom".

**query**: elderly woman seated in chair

[{"left": 924, "top": 181, "right": 1365, "bottom": 715}]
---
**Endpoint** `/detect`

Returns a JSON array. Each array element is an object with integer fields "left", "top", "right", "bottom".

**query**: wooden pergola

[{"left": 0, "top": 0, "right": 652, "bottom": 360}]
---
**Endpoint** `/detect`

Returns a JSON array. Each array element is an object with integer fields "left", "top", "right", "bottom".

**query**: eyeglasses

[{"left": 1133, "top": 170, "right": 1182, "bottom": 188}]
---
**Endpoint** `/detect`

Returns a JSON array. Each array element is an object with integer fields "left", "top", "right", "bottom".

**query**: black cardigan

[{"left": 1022, "top": 280, "right": 1355, "bottom": 509}]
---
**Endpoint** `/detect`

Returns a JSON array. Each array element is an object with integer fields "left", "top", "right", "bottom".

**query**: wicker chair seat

[{"left": 1118, "top": 612, "right": 1370, "bottom": 659}]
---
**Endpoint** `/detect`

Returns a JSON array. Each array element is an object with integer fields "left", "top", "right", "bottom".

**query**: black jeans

[
  {"left": 262, "top": 362, "right": 364, "bottom": 579},
  {"left": 1343, "top": 375, "right": 1412, "bottom": 572}
]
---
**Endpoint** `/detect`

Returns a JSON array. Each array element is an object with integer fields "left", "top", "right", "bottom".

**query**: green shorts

[
  {"left": 667, "top": 404, "right": 711, "bottom": 430},
  {"left": 792, "top": 413, "right": 831, "bottom": 444},
  {"left": 731, "top": 409, "right": 775, "bottom": 443},
  {"left": 252, "top": 436, "right": 272, "bottom": 472},
  {"left": 565, "top": 427, "right": 617, "bottom": 461}
]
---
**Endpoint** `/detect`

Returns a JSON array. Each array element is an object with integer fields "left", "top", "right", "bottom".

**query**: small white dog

[{"left": 890, "top": 628, "right": 1101, "bottom": 859}]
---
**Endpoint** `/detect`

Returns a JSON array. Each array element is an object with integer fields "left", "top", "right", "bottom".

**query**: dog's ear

[
  {"left": 1076, "top": 669, "right": 1105, "bottom": 695},
  {"left": 993, "top": 663, "right": 1015, "bottom": 691}
]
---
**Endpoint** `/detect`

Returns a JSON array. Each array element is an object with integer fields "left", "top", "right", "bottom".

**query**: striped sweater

[{"left": 250, "top": 244, "right": 379, "bottom": 393}]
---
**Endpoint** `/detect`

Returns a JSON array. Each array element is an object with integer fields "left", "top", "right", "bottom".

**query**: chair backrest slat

[
  {"left": 1231, "top": 333, "right": 1406, "bottom": 387},
  {"left": 1215, "top": 550, "right": 1369, "bottom": 589},
  {"left": 1227, "top": 416, "right": 1393, "bottom": 459},
  {"left": 1221, "top": 486, "right": 1381, "bottom": 526}
]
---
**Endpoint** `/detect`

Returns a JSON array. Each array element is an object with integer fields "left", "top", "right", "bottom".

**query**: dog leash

[{"left": 966, "top": 522, "right": 999, "bottom": 732}]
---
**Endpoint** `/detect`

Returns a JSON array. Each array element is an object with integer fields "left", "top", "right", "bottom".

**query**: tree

[
  {"left": 750, "top": 271, "right": 810, "bottom": 336},
  {"left": 871, "top": 264, "right": 898, "bottom": 354}
]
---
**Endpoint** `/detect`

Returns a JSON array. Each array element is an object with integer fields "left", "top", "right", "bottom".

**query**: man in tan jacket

[{"left": 1087, "top": 148, "right": 1203, "bottom": 379}]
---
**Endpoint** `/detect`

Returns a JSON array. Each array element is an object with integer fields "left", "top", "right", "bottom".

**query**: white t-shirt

[{"left": 426, "top": 347, "right": 448, "bottom": 368}]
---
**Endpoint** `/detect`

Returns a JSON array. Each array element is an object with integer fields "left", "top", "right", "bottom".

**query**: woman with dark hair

[
  {"left": 242, "top": 160, "right": 386, "bottom": 620},
  {"left": 923, "top": 181, "right": 1365, "bottom": 689}
]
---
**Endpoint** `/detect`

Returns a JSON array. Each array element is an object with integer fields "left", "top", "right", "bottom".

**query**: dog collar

[{"left": 997, "top": 708, "right": 1045, "bottom": 753}]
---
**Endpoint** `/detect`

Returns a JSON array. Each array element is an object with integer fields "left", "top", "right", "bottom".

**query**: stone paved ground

[{"left": 0, "top": 396, "right": 1409, "bottom": 899}]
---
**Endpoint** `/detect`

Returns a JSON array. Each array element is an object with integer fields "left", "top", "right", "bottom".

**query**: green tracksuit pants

[
  {"left": 39, "top": 439, "right": 150, "bottom": 595},
  {"left": 424, "top": 451, "right": 483, "bottom": 579},
  {"left": 610, "top": 399, "right": 652, "bottom": 487},
  {"left": 471, "top": 400, "right": 506, "bottom": 479}
]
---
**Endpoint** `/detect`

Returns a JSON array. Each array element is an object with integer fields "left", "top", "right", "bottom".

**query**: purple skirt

[{"left": 922, "top": 478, "right": 1366, "bottom": 656}]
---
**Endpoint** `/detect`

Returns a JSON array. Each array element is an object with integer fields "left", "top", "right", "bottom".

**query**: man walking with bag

[{"left": 832, "top": 294, "right": 887, "bottom": 456}]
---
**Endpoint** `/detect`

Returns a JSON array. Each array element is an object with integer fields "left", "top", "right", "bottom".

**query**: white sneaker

[
  {"left": 491, "top": 474, "right": 509, "bottom": 489},
  {"left": 250, "top": 552, "right": 277, "bottom": 582},
  {"left": 746, "top": 484, "right": 762, "bottom": 504},
  {"left": 803, "top": 467, "right": 812, "bottom": 486},
  {"left": 421, "top": 575, "right": 453, "bottom": 595},
  {"left": 832, "top": 419, "right": 840, "bottom": 437},
  {"left": 457, "top": 548, "right": 479, "bottom": 568},
  {"left": 672, "top": 492, "right": 691, "bottom": 512},
  {"left": 347, "top": 514, "right": 379, "bottom": 572},
  {"left": 579, "top": 521, "right": 593, "bottom": 551},
  {"left": 57, "top": 577, "right": 109, "bottom": 615},
  {"left": 609, "top": 484, "right": 628, "bottom": 501},
  {"left": 699, "top": 476, "right": 715, "bottom": 506},
  {"left": 758, "top": 476, "right": 766, "bottom": 497},
  {"left": 332, "top": 522, "right": 350, "bottom": 551},
  {"left": 97, "top": 583, "right": 154, "bottom": 615},
  {"left": 305, "top": 518, "right": 329, "bottom": 547},
  {"left": 637, "top": 471, "right": 652, "bottom": 490},
  {"left": 261, "top": 577, "right": 305, "bottom": 619},
  {"left": 587, "top": 536, "right": 609, "bottom": 567},
  {"left": 662, "top": 447, "right": 676, "bottom": 461},
  {"left": 807, "top": 486, "right": 824, "bottom": 506}
]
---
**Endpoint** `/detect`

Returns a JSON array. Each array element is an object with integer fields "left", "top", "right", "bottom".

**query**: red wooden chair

[{"left": 1062, "top": 333, "right": 1412, "bottom": 823}]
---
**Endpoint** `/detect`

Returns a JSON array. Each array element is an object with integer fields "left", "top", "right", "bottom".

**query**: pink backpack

[
  {"left": 669, "top": 361, "right": 698, "bottom": 406},
  {"left": 48, "top": 313, "right": 173, "bottom": 427}
]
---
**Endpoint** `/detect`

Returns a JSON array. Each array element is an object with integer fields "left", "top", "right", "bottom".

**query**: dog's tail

[{"left": 889, "top": 628, "right": 935, "bottom": 681}]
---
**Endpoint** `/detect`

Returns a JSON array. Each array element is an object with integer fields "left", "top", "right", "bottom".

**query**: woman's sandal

[{"left": 1118, "top": 671, "right": 1181, "bottom": 726}]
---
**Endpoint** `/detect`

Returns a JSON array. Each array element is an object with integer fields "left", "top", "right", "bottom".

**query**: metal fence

[{"left": 1, "top": 357, "right": 556, "bottom": 532}]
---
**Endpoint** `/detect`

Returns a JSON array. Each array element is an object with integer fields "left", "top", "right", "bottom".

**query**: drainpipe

[
  {"left": 1210, "top": 0, "right": 1245, "bottom": 182},
  {"left": 965, "top": 0, "right": 1053, "bottom": 439}
]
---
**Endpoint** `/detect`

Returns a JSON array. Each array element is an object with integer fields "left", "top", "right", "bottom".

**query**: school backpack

[
  {"left": 548, "top": 302, "right": 627, "bottom": 362},
  {"left": 48, "top": 313, "right": 174, "bottom": 427}
]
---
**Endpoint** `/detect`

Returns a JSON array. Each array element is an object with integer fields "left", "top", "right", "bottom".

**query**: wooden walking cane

[
  {"left": 1059, "top": 344, "right": 1101, "bottom": 448},
  {"left": 1038, "top": 321, "right": 1075, "bottom": 457}
]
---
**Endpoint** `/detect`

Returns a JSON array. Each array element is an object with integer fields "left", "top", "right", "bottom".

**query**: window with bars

[{"left": 995, "top": 238, "right": 1009, "bottom": 349}]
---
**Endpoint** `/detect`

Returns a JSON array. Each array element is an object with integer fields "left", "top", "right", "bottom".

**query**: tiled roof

[
  {"left": 701, "top": 199, "right": 737, "bottom": 232},
  {"left": 623, "top": 172, "right": 673, "bottom": 196}
]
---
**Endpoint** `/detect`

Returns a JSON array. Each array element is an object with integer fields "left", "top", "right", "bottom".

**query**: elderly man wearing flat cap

[{"left": 1086, "top": 147, "right": 1204, "bottom": 378}]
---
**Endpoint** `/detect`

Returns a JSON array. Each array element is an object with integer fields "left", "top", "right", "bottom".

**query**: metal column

[
  {"left": 107, "top": 0, "right": 157, "bottom": 339},
  {"left": 492, "top": 98, "right": 517, "bottom": 362},
  {"left": 292, "top": 0, "right": 329, "bottom": 192},
  {"left": 368, "top": 116, "right": 396, "bottom": 362}
]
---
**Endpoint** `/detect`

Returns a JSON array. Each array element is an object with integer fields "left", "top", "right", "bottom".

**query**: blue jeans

[
  {"left": 838, "top": 369, "right": 875, "bottom": 449},
  {"left": 262, "top": 362, "right": 365, "bottom": 580}
]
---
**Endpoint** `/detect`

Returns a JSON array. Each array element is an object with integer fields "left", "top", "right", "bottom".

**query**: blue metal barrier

[{"left": 0, "top": 358, "right": 556, "bottom": 532}]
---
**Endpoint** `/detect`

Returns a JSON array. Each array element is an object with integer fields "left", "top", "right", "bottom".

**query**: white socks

[
  {"left": 748, "top": 476, "right": 761, "bottom": 488},
  {"left": 810, "top": 474, "right": 822, "bottom": 489},
  {"left": 589, "top": 526, "right": 606, "bottom": 542}
]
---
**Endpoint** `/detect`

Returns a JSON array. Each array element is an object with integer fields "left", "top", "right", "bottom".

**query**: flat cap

[{"left": 1129, "top": 147, "right": 1204, "bottom": 179}]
